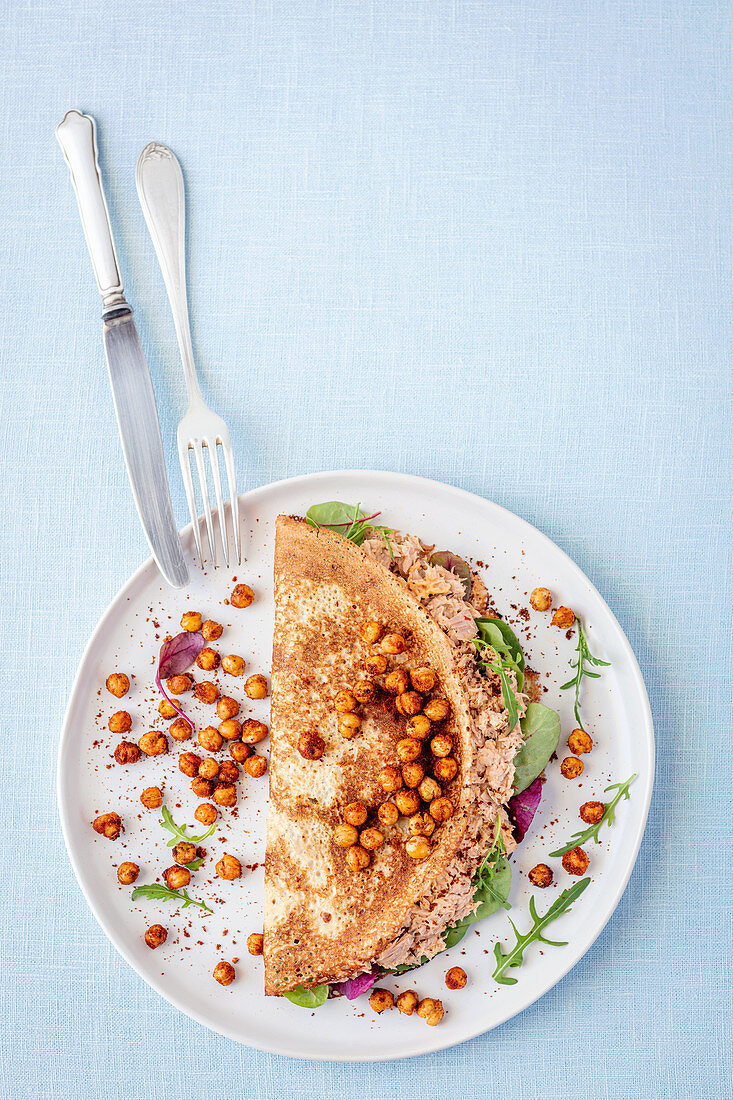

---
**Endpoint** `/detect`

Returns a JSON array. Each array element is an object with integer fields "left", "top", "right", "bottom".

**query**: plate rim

[{"left": 57, "top": 468, "right": 655, "bottom": 1060}]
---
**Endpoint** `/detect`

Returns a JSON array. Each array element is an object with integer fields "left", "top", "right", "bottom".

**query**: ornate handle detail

[{"left": 55, "top": 109, "right": 127, "bottom": 314}]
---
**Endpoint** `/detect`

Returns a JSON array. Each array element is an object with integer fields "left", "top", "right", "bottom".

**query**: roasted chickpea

[
  {"left": 433, "top": 757, "right": 458, "bottom": 783},
  {"left": 381, "top": 632, "right": 406, "bottom": 655},
  {"left": 562, "top": 846, "right": 590, "bottom": 875},
  {"left": 360, "top": 827, "right": 385, "bottom": 851},
  {"left": 144, "top": 924, "right": 167, "bottom": 950},
  {"left": 213, "top": 961, "right": 235, "bottom": 986},
  {"left": 445, "top": 966, "right": 467, "bottom": 990},
  {"left": 561, "top": 756, "right": 584, "bottom": 779},
  {"left": 201, "top": 618, "right": 223, "bottom": 641},
  {"left": 247, "top": 932, "right": 264, "bottom": 956},
  {"left": 196, "top": 647, "right": 220, "bottom": 671},
  {"left": 166, "top": 673, "right": 193, "bottom": 695},
  {"left": 216, "top": 853, "right": 242, "bottom": 880},
  {"left": 396, "top": 691, "right": 423, "bottom": 717},
  {"left": 384, "top": 668, "right": 410, "bottom": 695},
  {"left": 378, "top": 765, "right": 403, "bottom": 794},
  {"left": 407, "top": 714, "right": 432, "bottom": 739},
  {"left": 369, "top": 988, "right": 394, "bottom": 1013},
  {"left": 394, "top": 789, "right": 421, "bottom": 816},
  {"left": 117, "top": 861, "right": 139, "bottom": 885},
  {"left": 181, "top": 610, "right": 203, "bottom": 632},
  {"left": 568, "top": 728, "right": 593, "bottom": 754},
  {"left": 364, "top": 652, "right": 388, "bottom": 676},
  {"left": 408, "top": 812, "right": 436, "bottom": 837},
  {"left": 395, "top": 738, "right": 421, "bottom": 764},
  {"left": 92, "top": 812, "right": 122, "bottom": 840},
  {"left": 106, "top": 672, "right": 130, "bottom": 698},
  {"left": 163, "top": 865, "right": 191, "bottom": 890},
  {"left": 418, "top": 777, "right": 442, "bottom": 803},
  {"left": 219, "top": 718, "right": 243, "bottom": 742},
  {"left": 138, "top": 730, "right": 168, "bottom": 757},
  {"left": 416, "top": 997, "right": 444, "bottom": 1026},
  {"left": 580, "top": 800, "right": 605, "bottom": 825},
  {"left": 229, "top": 740, "right": 252, "bottom": 763},
  {"left": 406, "top": 835, "right": 431, "bottom": 860},
  {"left": 346, "top": 845, "right": 371, "bottom": 871},
  {"left": 241, "top": 719, "right": 269, "bottom": 744},
  {"left": 360, "top": 620, "right": 384, "bottom": 645},
  {"left": 334, "top": 823, "right": 359, "bottom": 847},
  {"left": 334, "top": 689, "right": 357, "bottom": 712},
  {"left": 529, "top": 863, "right": 554, "bottom": 888},
  {"left": 192, "top": 777, "right": 214, "bottom": 799},
  {"left": 221, "top": 655, "right": 245, "bottom": 678},
  {"left": 213, "top": 783, "right": 238, "bottom": 806},
  {"left": 338, "top": 712, "right": 361, "bottom": 738},
  {"left": 292, "top": 731, "right": 322, "bottom": 761},
  {"left": 353, "top": 678, "right": 377, "bottom": 704},
  {"left": 343, "top": 801, "right": 368, "bottom": 827},
  {"left": 179, "top": 751, "right": 202, "bottom": 777},
  {"left": 198, "top": 757, "right": 220, "bottom": 781},
  {"left": 198, "top": 725, "right": 223, "bottom": 753},
  {"left": 114, "top": 740, "right": 140, "bottom": 765},
  {"left": 169, "top": 717, "right": 192, "bottom": 742},
  {"left": 216, "top": 696, "right": 240, "bottom": 721},
  {"left": 410, "top": 667, "right": 437, "bottom": 693},
  {"left": 230, "top": 583, "right": 254, "bottom": 608},
  {"left": 108, "top": 710, "right": 132, "bottom": 733},
  {"left": 429, "top": 796, "right": 454, "bottom": 823},
  {"left": 195, "top": 803, "right": 218, "bottom": 825},
  {"left": 218, "top": 760, "right": 240, "bottom": 784},
  {"left": 430, "top": 734, "right": 453, "bottom": 758},
  {"left": 378, "top": 801, "right": 399, "bottom": 826},
  {"left": 551, "top": 606, "right": 576, "bottom": 629},
  {"left": 158, "top": 699, "right": 178, "bottom": 720},
  {"left": 423, "top": 698, "right": 451, "bottom": 722},
  {"left": 243, "top": 754, "right": 267, "bottom": 778},
  {"left": 195, "top": 680, "right": 220, "bottom": 705},
  {"left": 530, "top": 587, "right": 553, "bottom": 612},
  {"left": 172, "top": 841, "right": 198, "bottom": 865},
  {"left": 402, "top": 762, "right": 425, "bottom": 788},
  {"left": 140, "top": 786, "right": 163, "bottom": 809},
  {"left": 244, "top": 674, "right": 268, "bottom": 700},
  {"left": 396, "top": 990, "right": 419, "bottom": 1015}
]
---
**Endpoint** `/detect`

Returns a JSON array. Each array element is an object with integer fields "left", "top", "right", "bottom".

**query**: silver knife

[{"left": 56, "top": 109, "right": 188, "bottom": 588}]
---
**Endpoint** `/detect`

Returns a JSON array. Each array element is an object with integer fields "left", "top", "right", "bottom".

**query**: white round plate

[{"left": 59, "top": 470, "right": 654, "bottom": 1060}]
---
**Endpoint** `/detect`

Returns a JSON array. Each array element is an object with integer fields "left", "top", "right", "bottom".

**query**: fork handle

[{"left": 136, "top": 143, "right": 202, "bottom": 403}]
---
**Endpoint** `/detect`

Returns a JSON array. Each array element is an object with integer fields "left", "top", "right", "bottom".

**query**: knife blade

[{"left": 56, "top": 109, "right": 188, "bottom": 588}]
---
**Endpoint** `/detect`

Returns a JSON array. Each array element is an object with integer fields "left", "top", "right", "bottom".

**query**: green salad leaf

[
  {"left": 160, "top": 805, "right": 217, "bottom": 849},
  {"left": 549, "top": 774, "right": 636, "bottom": 857},
  {"left": 305, "top": 501, "right": 394, "bottom": 555},
  {"left": 131, "top": 882, "right": 212, "bottom": 914},
  {"left": 283, "top": 984, "right": 330, "bottom": 1008},
  {"left": 473, "top": 617, "right": 526, "bottom": 731},
  {"left": 491, "top": 877, "right": 590, "bottom": 985},
  {"left": 560, "top": 618, "right": 611, "bottom": 731},
  {"left": 512, "top": 702, "right": 561, "bottom": 794},
  {"left": 442, "top": 823, "right": 512, "bottom": 949}
]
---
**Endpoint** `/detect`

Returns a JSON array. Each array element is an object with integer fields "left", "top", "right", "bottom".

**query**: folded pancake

[{"left": 264, "top": 515, "right": 523, "bottom": 994}]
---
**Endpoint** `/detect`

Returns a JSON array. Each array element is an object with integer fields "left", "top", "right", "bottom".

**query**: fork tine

[
  {"left": 206, "top": 437, "right": 229, "bottom": 568},
  {"left": 222, "top": 443, "right": 241, "bottom": 565},
  {"left": 193, "top": 441, "right": 217, "bottom": 567},
  {"left": 178, "top": 438, "right": 204, "bottom": 565}
]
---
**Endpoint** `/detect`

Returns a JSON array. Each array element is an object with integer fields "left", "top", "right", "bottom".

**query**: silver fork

[{"left": 135, "top": 142, "right": 240, "bottom": 567}]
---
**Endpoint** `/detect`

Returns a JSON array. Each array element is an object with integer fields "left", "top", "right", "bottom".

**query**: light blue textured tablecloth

[{"left": 0, "top": 1, "right": 729, "bottom": 1097}]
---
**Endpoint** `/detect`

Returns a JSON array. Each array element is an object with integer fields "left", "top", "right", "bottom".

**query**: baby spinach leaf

[
  {"left": 283, "top": 983, "right": 330, "bottom": 1008},
  {"left": 305, "top": 501, "right": 394, "bottom": 552},
  {"left": 512, "top": 703, "right": 561, "bottom": 794}
]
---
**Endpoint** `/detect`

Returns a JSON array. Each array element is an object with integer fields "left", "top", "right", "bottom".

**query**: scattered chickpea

[
  {"left": 381, "top": 633, "right": 406, "bottom": 655},
  {"left": 195, "top": 803, "right": 218, "bottom": 826},
  {"left": 198, "top": 757, "right": 220, "bottom": 781},
  {"left": 394, "top": 788, "right": 421, "bottom": 815},
  {"left": 560, "top": 756, "right": 584, "bottom": 779},
  {"left": 433, "top": 757, "right": 458, "bottom": 783},
  {"left": 360, "top": 621, "right": 383, "bottom": 644},
  {"left": 402, "top": 762, "right": 425, "bottom": 788},
  {"left": 378, "top": 766, "right": 403, "bottom": 794},
  {"left": 396, "top": 990, "right": 419, "bottom": 1015},
  {"left": 562, "top": 846, "right": 590, "bottom": 876},
  {"left": 406, "top": 836, "right": 431, "bottom": 860},
  {"left": 360, "top": 827, "right": 385, "bottom": 851},
  {"left": 445, "top": 966, "right": 467, "bottom": 990},
  {"left": 219, "top": 760, "right": 240, "bottom": 784},
  {"left": 194, "top": 681, "right": 220, "bottom": 705},
  {"left": 216, "top": 696, "right": 240, "bottom": 720},
  {"left": 410, "top": 667, "right": 437, "bottom": 693},
  {"left": 179, "top": 752, "right": 202, "bottom": 777},
  {"left": 243, "top": 755, "right": 267, "bottom": 779},
  {"left": 334, "top": 689, "right": 357, "bottom": 712},
  {"left": 114, "top": 741, "right": 140, "bottom": 765},
  {"left": 580, "top": 800, "right": 605, "bottom": 825},
  {"left": 353, "top": 678, "right": 377, "bottom": 704},
  {"left": 530, "top": 587, "right": 553, "bottom": 611},
  {"left": 247, "top": 932, "right": 264, "bottom": 956},
  {"left": 338, "top": 712, "right": 361, "bottom": 738},
  {"left": 219, "top": 719, "right": 242, "bottom": 742},
  {"left": 241, "top": 719, "right": 269, "bottom": 744},
  {"left": 396, "top": 691, "right": 423, "bottom": 717},
  {"left": 192, "top": 777, "right": 214, "bottom": 799},
  {"left": 417, "top": 997, "right": 444, "bottom": 1026},
  {"left": 138, "top": 730, "right": 168, "bottom": 757},
  {"left": 384, "top": 668, "right": 410, "bottom": 695},
  {"left": 213, "top": 783, "right": 238, "bottom": 806},
  {"left": 181, "top": 610, "right": 202, "bottom": 632},
  {"left": 369, "top": 988, "right": 395, "bottom": 1013},
  {"left": 528, "top": 864, "right": 554, "bottom": 888},
  {"left": 244, "top": 674, "right": 268, "bottom": 700},
  {"left": 418, "top": 777, "right": 441, "bottom": 803},
  {"left": 92, "top": 812, "right": 122, "bottom": 841},
  {"left": 551, "top": 606, "right": 576, "bottom": 629},
  {"left": 346, "top": 845, "right": 371, "bottom": 871},
  {"left": 429, "top": 796, "right": 454, "bottom": 823},
  {"left": 166, "top": 673, "right": 194, "bottom": 695},
  {"left": 430, "top": 734, "right": 453, "bottom": 758},
  {"left": 423, "top": 698, "right": 451, "bottom": 722},
  {"left": 201, "top": 619, "right": 223, "bottom": 641},
  {"left": 108, "top": 710, "right": 131, "bottom": 733},
  {"left": 229, "top": 740, "right": 252, "bottom": 763},
  {"left": 144, "top": 924, "right": 167, "bottom": 950},
  {"left": 169, "top": 717, "right": 192, "bottom": 742},
  {"left": 172, "top": 841, "right": 197, "bottom": 865},
  {"left": 106, "top": 672, "right": 130, "bottom": 698},
  {"left": 199, "top": 725, "right": 223, "bottom": 753},
  {"left": 196, "top": 647, "right": 220, "bottom": 671},
  {"left": 408, "top": 812, "right": 436, "bottom": 837},
  {"left": 568, "top": 728, "right": 593, "bottom": 754},
  {"left": 407, "top": 714, "right": 432, "bottom": 739},
  {"left": 231, "top": 583, "right": 254, "bottom": 608},
  {"left": 396, "top": 737, "right": 422, "bottom": 764},
  {"left": 364, "top": 653, "right": 388, "bottom": 676},
  {"left": 222, "top": 654, "right": 246, "bottom": 677},
  {"left": 163, "top": 865, "right": 191, "bottom": 890},
  {"left": 378, "top": 801, "right": 400, "bottom": 827},
  {"left": 334, "top": 824, "right": 359, "bottom": 848},
  {"left": 140, "top": 786, "right": 163, "bottom": 809},
  {"left": 117, "top": 862, "right": 139, "bottom": 885},
  {"left": 158, "top": 699, "right": 178, "bottom": 720},
  {"left": 216, "top": 853, "right": 242, "bottom": 880},
  {"left": 213, "top": 961, "right": 235, "bottom": 986}
]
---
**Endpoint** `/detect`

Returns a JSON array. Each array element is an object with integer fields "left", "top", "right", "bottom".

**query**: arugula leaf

[
  {"left": 160, "top": 805, "right": 217, "bottom": 848},
  {"left": 560, "top": 618, "right": 611, "bottom": 730},
  {"left": 442, "top": 823, "right": 512, "bottom": 949},
  {"left": 549, "top": 774, "right": 636, "bottom": 857},
  {"left": 131, "top": 882, "right": 213, "bottom": 914},
  {"left": 512, "top": 703, "right": 561, "bottom": 794},
  {"left": 185, "top": 856, "right": 205, "bottom": 871},
  {"left": 305, "top": 501, "right": 394, "bottom": 553},
  {"left": 492, "top": 878, "right": 590, "bottom": 985},
  {"left": 475, "top": 618, "right": 525, "bottom": 690},
  {"left": 283, "top": 984, "right": 330, "bottom": 1008}
]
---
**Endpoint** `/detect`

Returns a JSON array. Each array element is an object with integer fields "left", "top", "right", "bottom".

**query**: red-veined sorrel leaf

[
  {"left": 508, "top": 777, "right": 542, "bottom": 842},
  {"left": 155, "top": 631, "right": 205, "bottom": 734}
]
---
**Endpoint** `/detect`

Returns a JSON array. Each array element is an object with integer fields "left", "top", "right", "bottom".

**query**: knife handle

[{"left": 56, "top": 109, "right": 128, "bottom": 315}]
